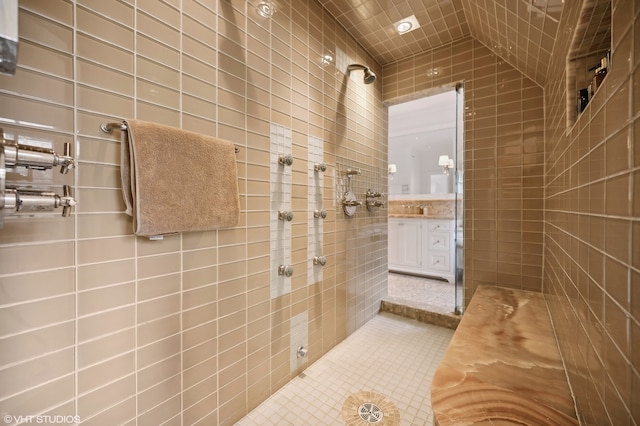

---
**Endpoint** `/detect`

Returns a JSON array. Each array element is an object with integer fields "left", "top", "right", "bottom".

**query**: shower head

[{"left": 347, "top": 64, "right": 376, "bottom": 84}]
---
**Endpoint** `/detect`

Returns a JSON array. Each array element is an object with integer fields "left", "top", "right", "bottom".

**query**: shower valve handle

[
  {"left": 278, "top": 265, "right": 293, "bottom": 277},
  {"left": 278, "top": 154, "right": 293, "bottom": 166},
  {"left": 314, "top": 209, "right": 327, "bottom": 219},
  {"left": 314, "top": 162, "right": 326, "bottom": 172},
  {"left": 278, "top": 210, "right": 294, "bottom": 221},
  {"left": 313, "top": 255, "right": 326, "bottom": 266}
]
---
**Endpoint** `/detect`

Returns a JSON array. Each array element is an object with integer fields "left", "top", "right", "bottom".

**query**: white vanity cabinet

[
  {"left": 388, "top": 218, "right": 422, "bottom": 269},
  {"left": 388, "top": 218, "right": 455, "bottom": 282}
]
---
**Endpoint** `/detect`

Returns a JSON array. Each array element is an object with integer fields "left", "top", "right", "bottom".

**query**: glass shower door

[{"left": 454, "top": 83, "right": 464, "bottom": 315}]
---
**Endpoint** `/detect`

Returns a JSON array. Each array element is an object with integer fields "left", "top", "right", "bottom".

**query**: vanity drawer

[
  {"left": 427, "top": 221, "right": 450, "bottom": 232},
  {"left": 427, "top": 232, "right": 450, "bottom": 250},
  {"left": 426, "top": 253, "right": 450, "bottom": 271}
]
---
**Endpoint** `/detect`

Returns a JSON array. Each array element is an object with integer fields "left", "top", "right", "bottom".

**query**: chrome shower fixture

[{"left": 347, "top": 64, "right": 376, "bottom": 84}]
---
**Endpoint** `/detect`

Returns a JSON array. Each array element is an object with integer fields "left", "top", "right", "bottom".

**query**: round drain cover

[
  {"left": 358, "top": 402, "right": 384, "bottom": 423},
  {"left": 341, "top": 391, "right": 400, "bottom": 425}
]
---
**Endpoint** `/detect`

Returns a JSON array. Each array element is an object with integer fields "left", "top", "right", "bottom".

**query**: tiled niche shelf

[{"left": 566, "top": 0, "right": 611, "bottom": 129}]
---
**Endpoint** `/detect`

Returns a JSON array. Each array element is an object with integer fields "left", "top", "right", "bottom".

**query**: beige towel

[{"left": 120, "top": 119, "right": 239, "bottom": 237}]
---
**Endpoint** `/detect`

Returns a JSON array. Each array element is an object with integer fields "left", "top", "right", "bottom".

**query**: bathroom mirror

[{"left": 388, "top": 90, "right": 457, "bottom": 197}]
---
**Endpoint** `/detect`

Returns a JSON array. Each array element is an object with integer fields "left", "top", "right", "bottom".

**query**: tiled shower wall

[
  {"left": 0, "top": 1, "right": 386, "bottom": 425},
  {"left": 544, "top": 0, "right": 639, "bottom": 423},
  {"left": 383, "top": 36, "right": 546, "bottom": 306}
]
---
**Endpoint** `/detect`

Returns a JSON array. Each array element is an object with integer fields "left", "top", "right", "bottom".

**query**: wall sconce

[
  {"left": 388, "top": 163, "right": 397, "bottom": 180},
  {"left": 438, "top": 155, "right": 454, "bottom": 175}
]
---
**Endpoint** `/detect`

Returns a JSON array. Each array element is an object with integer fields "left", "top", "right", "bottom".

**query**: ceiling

[{"left": 318, "top": 0, "right": 566, "bottom": 86}]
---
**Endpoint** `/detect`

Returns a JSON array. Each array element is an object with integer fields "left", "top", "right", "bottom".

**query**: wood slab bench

[{"left": 431, "top": 285, "right": 578, "bottom": 425}]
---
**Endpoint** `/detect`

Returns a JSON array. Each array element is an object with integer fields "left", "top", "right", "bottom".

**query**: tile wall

[
  {"left": 0, "top": 1, "right": 387, "bottom": 425},
  {"left": 544, "top": 0, "right": 639, "bottom": 423},
  {"left": 383, "top": 36, "right": 546, "bottom": 306}
]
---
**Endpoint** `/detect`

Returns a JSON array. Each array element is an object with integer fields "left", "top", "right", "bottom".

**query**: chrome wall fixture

[
  {"left": 314, "top": 162, "right": 326, "bottom": 172},
  {"left": 345, "top": 168, "right": 361, "bottom": 178},
  {"left": 342, "top": 190, "right": 361, "bottom": 216},
  {"left": 313, "top": 255, "right": 326, "bottom": 266},
  {"left": 313, "top": 209, "right": 327, "bottom": 219},
  {"left": 296, "top": 345, "right": 308, "bottom": 358},
  {"left": 101, "top": 122, "right": 240, "bottom": 153},
  {"left": 278, "top": 153, "right": 293, "bottom": 166},
  {"left": 278, "top": 210, "right": 294, "bottom": 221},
  {"left": 278, "top": 264, "right": 294, "bottom": 277},
  {"left": 0, "top": 129, "right": 76, "bottom": 228},
  {"left": 366, "top": 188, "right": 385, "bottom": 211}
]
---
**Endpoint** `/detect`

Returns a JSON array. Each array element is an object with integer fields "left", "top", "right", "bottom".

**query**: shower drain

[
  {"left": 358, "top": 402, "right": 384, "bottom": 423},
  {"left": 341, "top": 391, "right": 400, "bottom": 425}
]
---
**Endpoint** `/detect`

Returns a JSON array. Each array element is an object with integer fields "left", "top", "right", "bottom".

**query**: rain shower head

[{"left": 347, "top": 64, "right": 376, "bottom": 84}]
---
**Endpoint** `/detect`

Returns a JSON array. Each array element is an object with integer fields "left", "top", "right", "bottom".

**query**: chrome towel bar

[{"left": 101, "top": 122, "right": 240, "bottom": 153}]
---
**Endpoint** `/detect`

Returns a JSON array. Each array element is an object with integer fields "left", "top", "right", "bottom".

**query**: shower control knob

[
  {"left": 278, "top": 210, "right": 294, "bottom": 221},
  {"left": 313, "top": 256, "right": 326, "bottom": 266},
  {"left": 278, "top": 264, "right": 294, "bottom": 277},
  {"left": 313, "top": 209, "right": 327, "bottom": 219},
  {"left": 297, "top": 346, "right": 308, "bottom": 358},
  {"left": 278, "top": 154, "right": 293, "bottom": 166},
  {"left": 314, "top": 162, "right": 326, "bottom": 172}
]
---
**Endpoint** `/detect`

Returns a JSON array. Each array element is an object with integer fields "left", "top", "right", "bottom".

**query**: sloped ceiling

[{"left": 318, "top": 0, "right": 566, "bottom": 87}]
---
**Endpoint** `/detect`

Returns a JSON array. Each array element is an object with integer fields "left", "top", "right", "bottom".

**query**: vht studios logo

[{"left": 3, "top": 415, "right": 81, "bottom": 424}]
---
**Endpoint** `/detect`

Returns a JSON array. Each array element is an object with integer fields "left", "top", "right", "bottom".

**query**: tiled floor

[
  {"left": 385, "top": 272, "right": 458, "bottom": 315},
  {"left": 236, "top": 313, "right": 454, "bottom": 426}
]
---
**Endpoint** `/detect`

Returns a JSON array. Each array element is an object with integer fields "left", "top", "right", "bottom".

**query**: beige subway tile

[
  {"left": 78, "top": 282, "right": 135, "bottom": 316},
  {"left": 77, "top": 163, "right": 120, "bottom": 188},
  {"left": 1, "top": 322, "right": 73, "bottom": 368},
  {"left": 137, "top": 314, "right": 181, "bottom": 347},
  {"left": 77, "top": 328, "right": 133, "bottom": 371},
  {"left": 78, "top": 352, "right": 135, "bottom": 395},
  {"left": 137, "top": 253, "right": 181, "bottom": 280},
  {"left": 183, "top": 302, "right": 217, "bottom": 331},
  {"left": 78, "top": 306, "right": 134, "bottom": 343},
  {"left": 77, "top": 33, "right": 133, "bottom": 74},
  {"left": 0, "top": 269, "right": 74, "bottom": 305},
  {"left": 137, "top": 334, "right": 181, "bottom": 369},
  {"left": 0, "top": 295, "right": 75, "bottom": 335},
  {"left": 183, "top": 359, "right": 216, "bottom": 401},
  {"left": 0, "top": 93, "right": 73, "bottom": 133},
  {"left": 183, "top": 391, "right": 217, "bottom": 425},
  {"left": 77, "top": 7, "right": 133, "bottom": 50},
  {"left": 1, "top": 348, "right": 74, "bottom": 399},
  {"left": 0, "top": 376, "right": 74, "bottom": 423},
  {"left": 19, "top": 8, "right": 73, "bottom": 52},
  {"left": 182, "top": 337, "right": 216, "bottom": 371},
  {"left": 77, "top": 84, "right": 134, "bottom": 118},
  {"left": 77, "top": 58, "right": 133, "bottom": 95},
  {"left": 183, "top": 266, "right": 217, "bottom": 290},
  {"left": 137, "top": 79, "right": 180, "bottom": 109},
  {"left": 76, "top": 188, "right": 126, "bottom": 213},
  {"left": 81, "top": 397, "right": 136, "bottom": 425},
  {"left": 137, "top": 399, "right": 180, "bottom": 426},
  {"left": 137, "top": 375, "right": 181, "bottom": 416},
  {"left": 182, "top": 320, "right": 216, "bottom": 351},
  {"left": 138, "top": 355, "right": 181, "bottom": 393},
  {"left": 77, "top": 237, "right": 135, "bottom": 264}
]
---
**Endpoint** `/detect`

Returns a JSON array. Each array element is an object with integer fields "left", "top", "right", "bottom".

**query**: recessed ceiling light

[
  {"left": 394, "top": 15, "right": 420, "bottom": 35},
  {"left": 256, "top": 1, "right": 276, "bottom": 18},
  {"left": 396, "top": 21, "right": 412, "bottom": 33}
]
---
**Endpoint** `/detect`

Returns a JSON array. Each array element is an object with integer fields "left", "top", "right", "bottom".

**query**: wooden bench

[{"left": 431, "top": 285, "right": 578, "bottom": 425}]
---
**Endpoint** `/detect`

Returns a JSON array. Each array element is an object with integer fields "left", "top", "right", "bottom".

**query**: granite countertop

[
  {"left": 388, "top": 214, "right": 454, "bottom": 220},
  {"left": 431, "top": 286, "right": 578, "bottom": 425}
]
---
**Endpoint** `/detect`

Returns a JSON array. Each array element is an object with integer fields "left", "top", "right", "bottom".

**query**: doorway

[{"left": 385, "top": 85, "right": 464, "bottom": 317}]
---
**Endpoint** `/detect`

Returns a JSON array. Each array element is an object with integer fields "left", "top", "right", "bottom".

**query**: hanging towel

[
  {"left": 0, "top": 0, "right": 19, "bottom": 75},
  {"left": 120, "top": 119, "right": 240, "bottom": 237}
]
